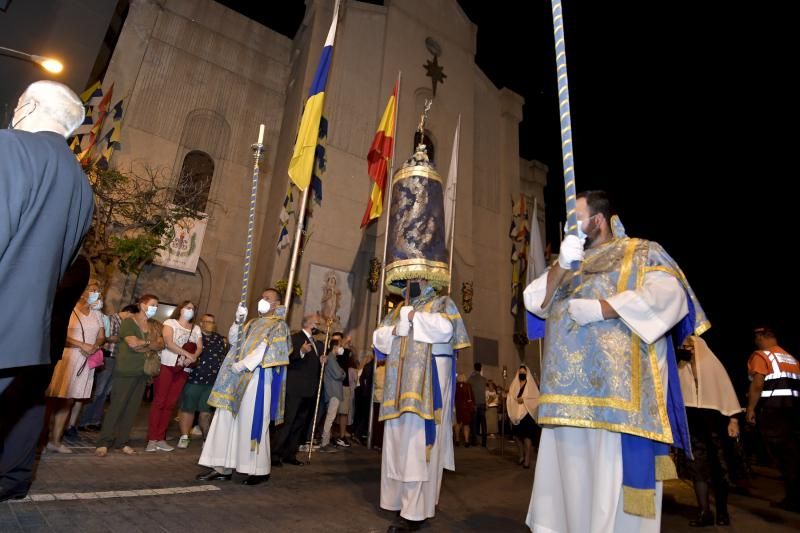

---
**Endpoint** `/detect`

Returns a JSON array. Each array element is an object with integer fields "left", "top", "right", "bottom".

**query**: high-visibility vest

[{"left": 753, "top": 349, "right": 800, "bottom": 401}]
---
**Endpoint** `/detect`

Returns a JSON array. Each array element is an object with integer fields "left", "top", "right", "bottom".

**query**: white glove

[
  {"left": 558, "top": 234, "right": 585, "bottom": 269},
  {"left": 567, "top": 299, "right": 604, "bottom": 326},
  {"left": 231, "top": 360, "right": 247, "bottom": 373},
  {"left": 399, "top": 306, "right": 414, "bottom": 323},
  {"left": 395, "top": 305, "right": 414, "bottom": 337},
  {"left": 234, "top": 305, "right": 248, "bottom": 324}
]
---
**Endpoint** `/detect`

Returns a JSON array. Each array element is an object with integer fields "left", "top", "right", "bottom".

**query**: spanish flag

[
  {"left": 360, "top": 81, "right": 398, "bottom": 228},
  {"left": 287, "top": 0, "right": 340, "bottom": 191}
]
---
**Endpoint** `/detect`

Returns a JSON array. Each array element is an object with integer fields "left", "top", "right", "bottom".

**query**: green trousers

[{"left": 96, "top": 374, "right": 147, "bottom": 448}]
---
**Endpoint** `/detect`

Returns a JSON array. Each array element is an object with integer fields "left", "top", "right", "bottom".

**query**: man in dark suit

[
  {"left": 271, "top": 313, "right": 326, "bottom": 466},
  {"left": 0, "top": 81, "right": 94, "bottom": 501}
]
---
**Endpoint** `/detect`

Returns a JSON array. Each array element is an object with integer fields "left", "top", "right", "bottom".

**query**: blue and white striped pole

[
  {"left": 233, "top": 125, "right": 265, "bottom": 355},
  {"left": 551, "top": 1, "right": 579, "bottom": 239}
]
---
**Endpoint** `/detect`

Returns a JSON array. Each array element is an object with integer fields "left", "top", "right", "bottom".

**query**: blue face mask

[
  {"left": 87, "top": 291, "right": 100, "bottom": 304},
  {"left": 146, "top": 305, "right": 158, "bottom": 319}
]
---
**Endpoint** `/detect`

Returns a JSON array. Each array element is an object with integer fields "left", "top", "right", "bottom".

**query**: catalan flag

[
  {"left": 78, "top": 83, "right": 114, "bottom": 164},
  {"left": 360, "top": 81, "right": 398, "bottom": 228},
  {"left": 94, "top": 98, "right": 124, "bottom": 170},
  {"left": 287, "top": 0, "right": 340, "bottom": 191}
]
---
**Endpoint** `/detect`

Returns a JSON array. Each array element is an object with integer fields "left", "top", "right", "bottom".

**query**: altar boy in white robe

[
  {"left": 196, "top": 288, "right": 290, "bottom": 485},
  {"left": 523, "top": 190, "right": 707, "bottom": 533}
]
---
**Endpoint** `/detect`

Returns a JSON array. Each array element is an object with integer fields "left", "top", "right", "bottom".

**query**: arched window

[
  {"left": 413, "top": 131, "right": 435, "bottom": 163},
  {"left": 175, "top": 150, "right": 213, "bottom": 212}
]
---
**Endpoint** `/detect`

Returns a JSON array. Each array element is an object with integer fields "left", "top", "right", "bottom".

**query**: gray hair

[{"left": 21, "top": 81, "right": 85, "bottom": 136}]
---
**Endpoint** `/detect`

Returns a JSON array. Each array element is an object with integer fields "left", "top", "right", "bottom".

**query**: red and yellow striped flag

[{"left": 360, "top": 82, "right": 398, "bottom": 228}]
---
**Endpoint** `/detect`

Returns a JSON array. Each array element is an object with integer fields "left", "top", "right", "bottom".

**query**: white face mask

[
  {"left": 91, "top": 299, "right": 103, "bottom": 311},
  {"left": 87, "top": 291, "right": 100, "bottom": 304},
  {"left": 146, "top": 305, "right": 158, "bottom": 319},
  {"left": 257, "top": 299, "right": 271, "bottom": 314},
  {"left": 181, "top": 309, "right": 194, "bottom": 321},
  {"left": 336, "top": 347, "right": 344, "bottom": 356},
  {"left": 565, "top": 216, "right": 593, "bottom": 242}
]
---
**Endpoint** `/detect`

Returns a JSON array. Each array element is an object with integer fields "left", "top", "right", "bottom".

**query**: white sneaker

[
  {"left": 177, "top": 435, "right": 190, "bottom": 449},
  {"left": 145, "top": 440, "right": 158, "bottom": 452},
  {"left": 46, "top": 442, "right": 72, "bottom": 454},
  {"left": 191, "top": 425, "right": 203, "bottom": 437},
  {"left": 155, "top": 440, "right": 175, "bottom": 452}
]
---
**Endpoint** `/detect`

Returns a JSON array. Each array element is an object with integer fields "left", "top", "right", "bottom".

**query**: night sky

[{"left": 219, "top": 0, "right": 792, "bottom": 391}]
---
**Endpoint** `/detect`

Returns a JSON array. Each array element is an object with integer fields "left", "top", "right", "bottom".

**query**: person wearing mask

[
  {"left": 46, "top": 280, "right": 106, "bottom": 452},
  {"left": 198, "top": 289, "right": 290, "bottom": 485},
  {"left": 0, "top": 80, "right": 93, "bottom": 502},
  {"left": 318, "top": 337, "right": 346, "bottom": 453},
  {"left": 468, "top": 363, "right": 488, "bottom": 447},
  {"left": 746, "top": 327, "right": 800, "bottom": 512},
  {"left": 146, "top": 301, "right": 203, "bottom": 452},
  {"left": 271, "top": 314, "right": 325, "bottom": 466},
  {"left": 506, "top": 365, "right": 539, "bottom": 468},
  {"left": 485, "top": 381, "right": 500, "bottom": 439},
  {"left": 677, "top": 336, "right": 742, "bottom": 527},
  {"left": 333, "top": 332, "right": 354, "bottom": 447},
  {"left": 95, "top": 295, "right": 163, "bottom": 456},
  {"left": 79, "top": 304, "right": 138, "bottom": 431},
  {"left": 177, "top": 314, "right": 228, "bottom": 448}
]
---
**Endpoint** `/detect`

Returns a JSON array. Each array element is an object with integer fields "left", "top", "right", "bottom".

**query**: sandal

[
  {"left": 121, "top": 445, "right": 137, "bottom": 455},
  {"left": 94, "top": 447, "right": 108, "bottom": 457}
]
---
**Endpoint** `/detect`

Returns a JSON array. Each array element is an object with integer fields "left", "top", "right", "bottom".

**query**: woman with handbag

[
  {"left": 95, "top": 294, "right": 161, "bottom": 457},
  {"left": 46, "top": 280, "right": 106, "bottom": 453},
  {"left": 145, "top": 300, "right": 202, "bottom": 452}
]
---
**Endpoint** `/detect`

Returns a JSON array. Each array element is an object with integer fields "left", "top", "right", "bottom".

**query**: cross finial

[{"left": 417, "top": 99, "right": 432, "bottom": 135}]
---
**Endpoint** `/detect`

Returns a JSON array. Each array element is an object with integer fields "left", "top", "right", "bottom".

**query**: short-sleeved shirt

[
  {"left": 189, "top": 331, "right": 227, "bottom": 385},
  {"left": 115, "top": 317, "right": 146, "bottom": 377},
  {"left": 160, "top": 319, "right": 202, "bottom": 367}
]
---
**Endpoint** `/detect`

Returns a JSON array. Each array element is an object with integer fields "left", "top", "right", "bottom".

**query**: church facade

[{"left": 102, "top": 0, "right": 548, "bottom": 378}]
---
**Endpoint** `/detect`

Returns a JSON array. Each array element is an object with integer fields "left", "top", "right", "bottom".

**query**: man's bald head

[
  {"left": 302, "top": 313, "right": 320, "bottom": 330},
  {"left": 13, "top": 81, "right": 85, "bottom": 137}
]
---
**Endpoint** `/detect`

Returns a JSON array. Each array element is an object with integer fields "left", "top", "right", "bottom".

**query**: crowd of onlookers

[
  {"left": 40, "top": 287, "right": 387, "bottom": 458},
  {"left": 42, "top": 287, "right": 230, "bottom": 457}
]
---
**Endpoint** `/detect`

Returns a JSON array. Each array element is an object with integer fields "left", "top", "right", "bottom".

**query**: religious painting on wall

[
  {"left": 153, "top": 209, "right": 208, "bottom": 273},
  {"left": 304, "top": 264, "right": 354, "bottom": 333}
]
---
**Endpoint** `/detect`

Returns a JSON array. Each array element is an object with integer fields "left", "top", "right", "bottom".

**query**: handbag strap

[{"left": 72, "top": 309, "right": 86, "bottom": 343}]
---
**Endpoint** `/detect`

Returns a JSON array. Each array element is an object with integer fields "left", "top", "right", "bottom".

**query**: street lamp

[{"left": 0, "top": 46, "right": 63, "bottom": 73}]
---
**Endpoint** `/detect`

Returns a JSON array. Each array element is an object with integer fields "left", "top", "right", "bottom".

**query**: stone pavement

[{"left": 3, "top": 421, "right": 800, "bottom": 532}]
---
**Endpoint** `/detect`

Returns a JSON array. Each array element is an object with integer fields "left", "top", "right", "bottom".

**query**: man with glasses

[{"left": 176, "top": 313, "right": 228, "bottom": 448}]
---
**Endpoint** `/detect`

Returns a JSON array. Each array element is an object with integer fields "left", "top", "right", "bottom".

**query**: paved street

[{"left": 3, "top": 411, "right": 799, "bottom": 532}]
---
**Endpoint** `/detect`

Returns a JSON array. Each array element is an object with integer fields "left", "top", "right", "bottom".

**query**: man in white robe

[
  {"left": 523, "top": 191, "right": 707, "bottom": 533},
  {"left": 373, "top": 281, "right": 470, "bottom": 532},
  {"left": 197, "top": 289, "right": 290, "bottom": 485}
]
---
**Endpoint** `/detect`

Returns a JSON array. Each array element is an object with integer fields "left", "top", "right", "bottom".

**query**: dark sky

[{"left": 219, "top": 0, "right": 792, "bottom": 389}]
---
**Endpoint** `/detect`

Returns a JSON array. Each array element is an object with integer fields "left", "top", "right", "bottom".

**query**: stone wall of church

[
  {"left": 99, "top": 0, "right": 292, "bottom": 325},
  {"left": 100, "top": 0, "right": 547, "bottom": 382},
  {"left": 249, "top": 0, "right": 546, "bottom": 383}
]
